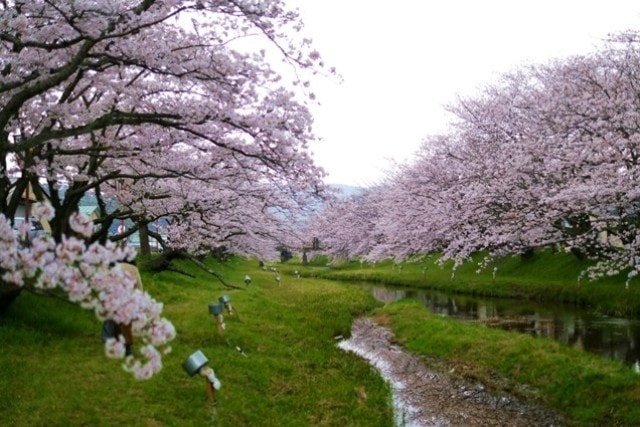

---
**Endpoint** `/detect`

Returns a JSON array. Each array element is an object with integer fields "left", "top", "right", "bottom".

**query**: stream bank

[
  {"left": 361, "top": 282, "right": 640, "bottom": 368},
  {"left": 339, "top": 317, "right": 565, "bottom": 426}
]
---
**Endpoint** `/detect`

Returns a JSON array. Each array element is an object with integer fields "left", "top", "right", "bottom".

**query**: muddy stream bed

[{"left": 338, "top": 318, "right": 565, "bottom": 426}]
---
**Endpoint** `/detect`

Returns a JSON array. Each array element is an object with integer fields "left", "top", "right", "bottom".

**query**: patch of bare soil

[{"left": 338, "top": 318, "right": 565, "bottom": 427}]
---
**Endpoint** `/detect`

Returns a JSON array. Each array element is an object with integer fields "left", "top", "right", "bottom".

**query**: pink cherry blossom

[
  {"left": 0, "top": 211, "right": 175, "bottom": 379},
  {"left": 309, "top": 32, "right": 640, "bottom": 285},
  {"left": 2, "top": 0, "right": 328, "bottom": 378}
]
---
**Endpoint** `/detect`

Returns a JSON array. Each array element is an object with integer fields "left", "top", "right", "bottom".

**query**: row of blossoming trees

[
  {"left": 308, "top": 31, "right": 640, "bottom": 286},
  {"left": 0, "top": 0, "right": 326, "bottom": 378}
]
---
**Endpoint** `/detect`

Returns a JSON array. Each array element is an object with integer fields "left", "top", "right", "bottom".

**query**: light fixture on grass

[
  {"left": 182, "top": 350, "right": 221, "bottom": 403},
  {"left": 209, "top": 302, "right": 226, "bottom": 336},
  {"left": 219, "top": 294, "right": 233, "bottom": 316}
]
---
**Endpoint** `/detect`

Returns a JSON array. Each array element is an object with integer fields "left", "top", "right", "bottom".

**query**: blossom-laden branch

[{"left": 0, "top": 204, "right": 175, "bottom": 379}]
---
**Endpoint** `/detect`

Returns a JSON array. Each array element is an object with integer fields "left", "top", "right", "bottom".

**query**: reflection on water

[{"left": 364, "top": 284, "right": 640, "bottom": 369}]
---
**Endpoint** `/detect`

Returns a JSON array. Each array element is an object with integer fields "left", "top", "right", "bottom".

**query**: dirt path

[{"left": 338, "top": 318, "right": 565, "bottom": 427}]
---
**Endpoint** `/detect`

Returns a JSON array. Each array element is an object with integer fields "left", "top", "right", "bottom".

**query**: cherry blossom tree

[
  {"left": 303, "top": 188, "right": 384, "bottom": 262},
  {"left": 311, "top": 30, "right": 640, "bottom": 287},
  {"left": 396, "top": 36, "right": 640, "bottom": 281},
  {"left": 1, "top": 0, "right": 326, "bottom": 377},
  {"left": 521, "top": 34, "right": 640, "bottom": 283}
]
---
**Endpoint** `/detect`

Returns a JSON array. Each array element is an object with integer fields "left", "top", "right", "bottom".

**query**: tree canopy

[
  {"left": 308, "top": 32, "right": 640, "bottom": 285},
  {"left": 0, "top": 0, "right": 327, "bottom": 378}
]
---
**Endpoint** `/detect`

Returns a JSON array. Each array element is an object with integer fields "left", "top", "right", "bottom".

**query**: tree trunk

[
  {"left": 0, "top": 280, "right": 21, "bottom": 314},
  {"left": 138, "top": 222, "right": 151, "bottom": 256},
  {"left": 142, "top": 248, "right": 182, "bottom": 271},
  {"left": 570, "top": 247, "right": 586, "bottom": 260},
  {"left": 520, "top": 247, "right": 535, "bottom": 261}
]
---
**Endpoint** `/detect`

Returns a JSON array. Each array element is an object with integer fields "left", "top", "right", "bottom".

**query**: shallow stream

[
  {"left": 359, "top": 283, "right": 640, "bottom": 370},
  {"left": 338, "top": 318, "right": 565, "bottom": 426}
]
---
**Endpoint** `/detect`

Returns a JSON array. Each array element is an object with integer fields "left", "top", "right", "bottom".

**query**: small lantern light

[
  {"left": 183, "top": 350, "right": 209, "bottom": 377},
  {"left": 209, "top": 302, "right": 226, "bottom": 335},
  {"left": 182, "top": 350, "right": 221, "bottom": 403},
  {"left": 219, "top": 294, "right": 233, "bottom": 316},
  {"left": 209, "top": 302, "right": 224, "bottom": 316},
  {"left": 244, "top": 275, "right": 251, "bottom": 286},
  {"left": 294, "top": 270, "right": 300, "bottom": 279},
  {"left": 275, "top": 275, "right": 281, "bottom": 285}
]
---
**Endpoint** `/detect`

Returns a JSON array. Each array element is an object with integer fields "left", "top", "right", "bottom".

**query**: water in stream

[{"left": 360, "top": 283, "right": 640, "bottom": 370}]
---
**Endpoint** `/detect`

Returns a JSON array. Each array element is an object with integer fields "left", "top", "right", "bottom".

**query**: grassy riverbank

[
  {"left": 286, "top": 249, "right": 640, "bottom": 317},
  {"left": 0, "top": 257, "right": 392, "bottom": 426},
  {"left": 2, "top": 255, "right": 640, "bottom": 426},
  {"left": 377, "top": 300, "right": 640, "bottom": 426}
]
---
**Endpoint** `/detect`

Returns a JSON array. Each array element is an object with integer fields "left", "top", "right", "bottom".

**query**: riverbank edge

[
  {"left": 339, "top": 316, "right": 566, "bottom": 426},
  {"left": 375, "top": 300, "right": 640, "bottom": 426},
  {"left": 285, "top": 250, "right": 640, "bottom": 318}
]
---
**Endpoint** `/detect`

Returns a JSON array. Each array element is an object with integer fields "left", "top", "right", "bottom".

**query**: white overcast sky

[{"left": 286, "top": 1, "right": 640, "bottom": 187}]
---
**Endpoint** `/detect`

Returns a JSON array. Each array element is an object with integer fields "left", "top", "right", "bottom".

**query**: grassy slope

[
  {"left": 275, "top": 251, "right": 640, "bottom": 425},
  {"left": 0, "top": 257, "right": 392, "bottom": 426},
  {"left": 288, "top": 250, "right": 640, "bottom": 317},
  {"left": 376, "top": 301, "right": 640, "bottom": 426},
  {"left": 3, "top": 253, "right": 640, "bottom": 426}
]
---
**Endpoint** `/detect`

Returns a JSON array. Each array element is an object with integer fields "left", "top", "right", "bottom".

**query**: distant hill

[
  {"left": 328, "top": 184, "right": 365, "bottom": 199},
  {"left": 293, "top": 183, "right": 364, "bottom": 223}
]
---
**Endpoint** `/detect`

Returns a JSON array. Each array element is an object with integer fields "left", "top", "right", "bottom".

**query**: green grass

[
  {"left": 0, "top": 256, "right": 392, "bottom": 426},
  {"left": 4, "top": 254, "right": 640, "bottom": 426},
  {"left": 377, "top": 300, "right": 640, "bottom": 426},
  {"left": 286, "top": 249, "right": 640, "bottom": 317}
]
